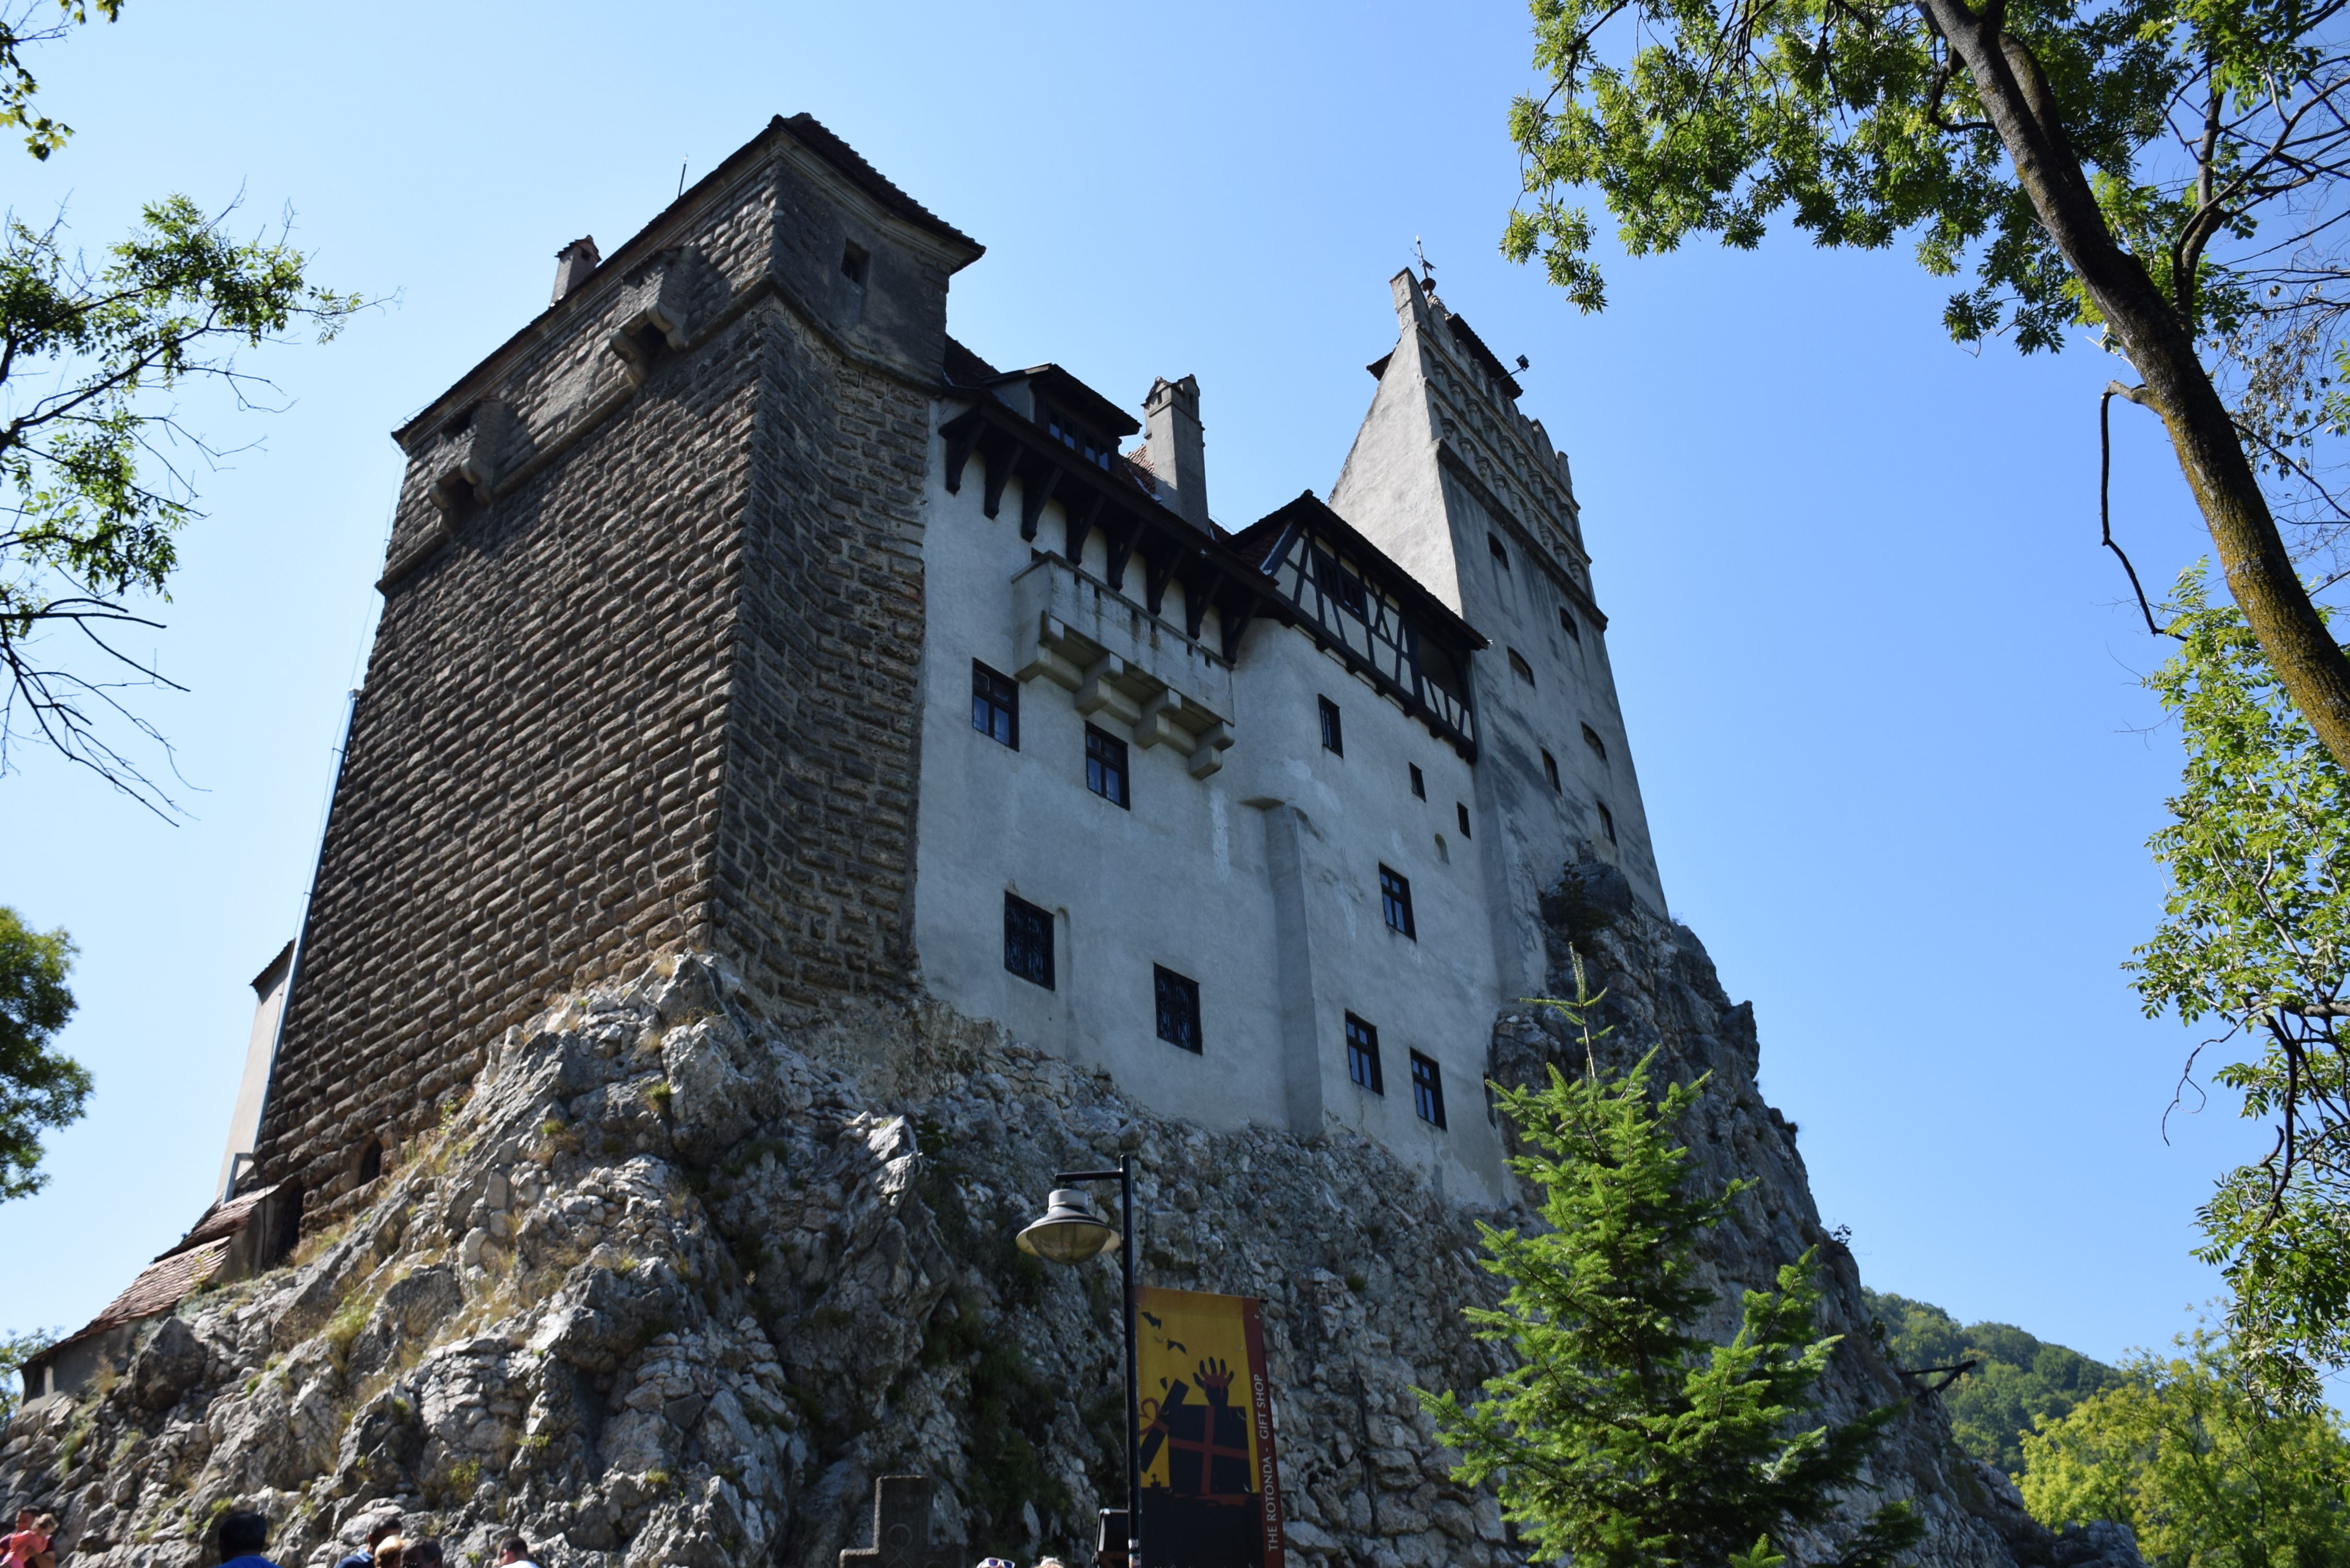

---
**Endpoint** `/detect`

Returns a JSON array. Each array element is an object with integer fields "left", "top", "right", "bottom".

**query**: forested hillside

[{"left": 1864, "top": 1290, "right": 2125, "bottom": 1477}]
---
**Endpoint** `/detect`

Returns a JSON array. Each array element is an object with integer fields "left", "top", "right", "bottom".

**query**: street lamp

[{"left": 1018, "top": 1156, "right": 1139, "bottom": 1568}]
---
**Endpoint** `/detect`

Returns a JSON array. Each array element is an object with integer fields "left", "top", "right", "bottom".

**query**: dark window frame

[
  {"left": 1004, "top": 893, "right": 1055, "bottom": 989},
  {"left": 1488, "top": 535, "right": 1511, "bottom": 571},
  {"left": 1085, "top": 724, "right": 1131, "bottom": 809},
  {"left": 1409, "top": 764, "right": 1426, "bottom": 800},
  {"left": 1559, "top": 606, "right": 1581, "bottom": 642},
  {"left": 1318, "top": 695, "right": 1344, "bottom": 756},
  {"left": 1582, "top": 722, "right": 1608, "bottom": 763},
  {"left": 973, "top": 660, "right": 1019, "bottom": 749},
  {"left": 1379, "top": 864, "right": 1416, "bottom": 939},
  {"left": 1541, "top": 750, "right": 1561, "bottom": 791},
  {"left": 840, "top": 240, "right": 871, "bottom": 285},
  {"left": 1410, "top": 1051, "right": 1448, "bottom": 1129},
  {"left": 1155, "top": 965, "right": 1203, "bottom": 1053},
  {"left": 1457, "top": 802, "right": 1472, "bottom": 838},
  {"left": 1508, "top": 649, "right": 1535, "bottom": 685},
  {"left": 1345, "top": 1013, "right": 1385, "bottom": 1094},
  {"left": 1598, "top": 800, "right": 1618, "bottom": 844}
]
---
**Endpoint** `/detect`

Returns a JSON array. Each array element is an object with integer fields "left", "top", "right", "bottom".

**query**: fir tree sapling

[{"left": 1421, "top": 955, "right": 1921, "bottom": 1567}]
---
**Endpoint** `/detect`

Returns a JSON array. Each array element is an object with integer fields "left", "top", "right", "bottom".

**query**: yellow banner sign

[{"left": 1133, "top": 1285, "right": 1284, "bottom": 1568}]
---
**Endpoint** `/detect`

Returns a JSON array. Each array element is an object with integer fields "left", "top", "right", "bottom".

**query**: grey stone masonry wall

[{"left": 250, "top": 118, "right": 982, "bottom": 1225}]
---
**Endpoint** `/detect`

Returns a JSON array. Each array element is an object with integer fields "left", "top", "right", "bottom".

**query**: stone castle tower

[
  {"left": 8, "top": 113, "right": 2145, "bottom": 1568},
  {"left": 251, "top": 113, "right": 1667, "bottom": 1227}
]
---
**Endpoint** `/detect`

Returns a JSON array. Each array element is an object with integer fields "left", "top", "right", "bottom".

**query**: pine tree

[{"left": 1422, "top": 959, "right": 1922, "bottom": 1567}]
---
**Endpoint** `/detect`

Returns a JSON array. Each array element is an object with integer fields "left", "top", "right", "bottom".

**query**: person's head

[
  {"left": 1035, "top": 1559, "right": 1069, "bottom": 1568},
  {"left": 11, "top": 1511, "right": 31, "bottom": 1533},
  {"left": 218, "top": 1511, "right": 269, "bottom": 1558},
  {"left": 374, "top": 1536, "right": 407, "bottom": 1568},
  {"left": 31, "top": 1517, "right": 56, "bottom": 1540},
  {"left": 367, "top": 1519, "right": 404, "bottom": 1549},
  {"left": 977, "top": 1558, "right": 1017, "bottom": 1568},
  {"left": 496, "top": 1536, "right": 532, "bottom": 1565},
  {"left": 409, "top": 1542, "right": 443, "bottom": 1568}
]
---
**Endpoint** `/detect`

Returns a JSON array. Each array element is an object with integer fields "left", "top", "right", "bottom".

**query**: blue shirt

[{"left": 222, "top": 1556, "right": 282, "bottom": 1568}]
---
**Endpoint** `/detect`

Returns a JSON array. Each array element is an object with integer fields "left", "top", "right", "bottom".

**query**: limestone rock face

[{"left": 0, "top": 872, "right": 2139, "bottom": 1568}]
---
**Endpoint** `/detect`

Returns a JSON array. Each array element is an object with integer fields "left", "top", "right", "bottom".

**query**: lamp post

[{"left": 1017, "top": 1155, "right": 1138, "bottom": 1568}]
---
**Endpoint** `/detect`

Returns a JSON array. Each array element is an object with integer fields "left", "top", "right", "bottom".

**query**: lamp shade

[{"left": 1017, "top": 1189, "right": 1120, "bottom": 1264}]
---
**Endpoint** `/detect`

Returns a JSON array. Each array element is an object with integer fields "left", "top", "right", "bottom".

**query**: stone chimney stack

[
  {"left": 551, "top": 236, "right": 602, "bottom": 303},
  {"left": 1142, "top": 375, "right": 1208, "bottom": 528}
]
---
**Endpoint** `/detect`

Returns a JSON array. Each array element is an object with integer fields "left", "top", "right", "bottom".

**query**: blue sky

[{"left": 0, "top": 0, "right": 2261, "bottom": 1366}]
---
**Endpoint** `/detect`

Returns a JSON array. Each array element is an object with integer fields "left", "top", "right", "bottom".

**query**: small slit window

[
  {"left": 1598, "top": 800, "right": 1618, "bottom": 844},
  {"left": 973, "top": 661, "right": 1018, "bottom": 748},
  {"left": 1345, "top": 1013, "right": 1384, "bottom": 1094},
  {"left": 1559, "top": 606, "right": 1581, "bottom": 642},
  {"left": 1085, "top": 725, "right": 1130, "bottom": 809},
  {"left": 1410, "top": 1051, "right": 1448, "bottom": 1129},
  {"left": 1542, "top": 750, "right": 1561, "bottom": 791},
  {"left": 1409, "top": 764, "right": 1426, "bottom": 800},
  {"left": 1456, "top": 802, "right": 1472, "bottom": 838},
  {"left": 1004, "top": 893, "right": 1055, "bottom": 989},
  {"left": 1488, "top": 535, "right": 1510, "bottom": 571},
  {"left": 1319, "top": 696, "right": 1344, "bottom": 756},
  {"left": 1155, "top": 965, "right": 1202, "bottom": 1053},
  {"left": 841, "top": 240, "right": 870, "bottom": 285},
  {"left": 1508, "top": 649, "right": 1535, "bottom": 685},
  {"left": 1379, "top": 864, "right": 1416, "bottom": 939},
  {"left": 1582, "top": 723, "right": 1608, "bottom": 763}
]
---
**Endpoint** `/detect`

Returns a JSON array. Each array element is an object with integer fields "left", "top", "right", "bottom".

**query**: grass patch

[
  {"left": 324, "top": 1288, "right": 381, "bottom": 1370},
  {"left": 646, "top": 1081, "right": 674, "bottom": 1113},
  {"left": 289, "top": 1218, "right": 350, "bottom": 1271}
]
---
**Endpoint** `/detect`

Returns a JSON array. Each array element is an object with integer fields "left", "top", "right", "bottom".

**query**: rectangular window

[
  {"left": 1085, "top": 724, "right": 1130, "bottom": 809},
  {"left": 1155, "top": 965, "right": 1202, "bottom": 1053},
  {"left": 1582, "top": 722, "right": 1608, "bottom": 763},
  {"left": 1456, "top": 802, "right": 1472, "bottom": 838},
  {"left": 1318, "top": 696, "right": 1344, "bottom": 756},
  {"left": 1598, "top": 800, "right": 1618, "bottom": 844},
  {"left": 1313, "top": 547, "right": 1368, "bottom": 618},
  {"left": 1488, "top": 535, "right": 1510, "bottom": 571},
  {"left": 1004, "top": 893, "right": 1054, "bottom": 989},
  {"left": 1508, "top": 649, "right": 1535, "bottom": 685},
  {"left": 1379, "top": 864, "right": 1416, "bottom": 939},
  {"left": 1409, "top": 764, "right": 1426, "bottom": 800},
  {"left": 840, "top": 240, "right": 870, "bottom": 284},
  {"left": 973, "top": 661, "right": 1018, "bottom": 748},
  {"left": 1345, "top": 1013, "right": 1384, "bottom": 1094},
  {"left": 1542, "top": 750, "right": 1561, "bottom": 791},
  {"left": 1559, "top": 606, "right": 1581, "bottom": 642},
  {"left": 1410, "top": 1051, "right": 1447, "bottom": 1129}
]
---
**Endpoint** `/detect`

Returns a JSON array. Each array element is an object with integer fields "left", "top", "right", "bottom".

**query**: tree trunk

[{"left": 1920, "top": 0, "right": 2350, "bottom": 771}]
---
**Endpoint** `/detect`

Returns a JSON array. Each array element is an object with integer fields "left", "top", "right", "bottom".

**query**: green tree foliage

[
  {"left": 0, "top": 1, "right": 121, "bottom": 160},
  {"left": 0, "top": 904, "right": 85, "bottom": 1201},
  {"left": 1502, "top": 0, "right": 2350, "bottom": 783},
  {"left": 1863, "top": 1290, "right": 2124, "bottom": 1476},
  {"left": 2133, "top": 564, "right": 2350, "bottom": 1397},
  {"left": 0, "top": 1325, "right": 56, "bottom": 1422},
  {"left": 2020, "top": 1329, "right": 2350, "bottom": 1566},
  {"left": 1422, "top": 966, "right": 1920, "bottom": 1567},
  {"left": 0, "top": 198, "right": 365, "bottom": 811}
]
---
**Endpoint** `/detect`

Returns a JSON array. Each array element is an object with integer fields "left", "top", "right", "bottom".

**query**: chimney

[
  {"left": 551, "top": 236, "right": 602, "bottom": 303},
  {"left": 1142, "top": 375, "right": 1208, "bottom": 528}
]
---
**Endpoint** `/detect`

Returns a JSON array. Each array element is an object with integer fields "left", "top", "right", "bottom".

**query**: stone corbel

[
  {"left": 1074, "top": 655, "right": 1142, "bottom": 728},
  {"left": 608, "top": 255, "right": 701, "bottom": 385},
  {"left": 1013, "top": 614, "right": 1085, "bottom": 691},
  {"left": 1188, "top": 721, "right": 1235, "bottom": 779},
  {"left": 1135, "top": 689, "right": 1197, "bottom": 755},
  {"left": 425, "top": 400, "right": 518, "bottom": 512}
]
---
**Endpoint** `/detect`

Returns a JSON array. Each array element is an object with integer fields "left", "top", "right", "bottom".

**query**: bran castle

[{"left": 208, "top": 113, "right": 1660, "bottom": 1232}]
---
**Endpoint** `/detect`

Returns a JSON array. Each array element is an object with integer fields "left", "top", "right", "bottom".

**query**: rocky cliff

[{"left": 0, "top": 858, "right": 2141, "bottom": 1568}]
